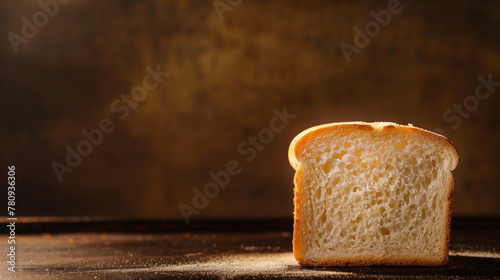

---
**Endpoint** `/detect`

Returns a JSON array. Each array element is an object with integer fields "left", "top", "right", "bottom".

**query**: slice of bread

[{"left": 288, "top": 122, "right": 459, "bottom": 266}]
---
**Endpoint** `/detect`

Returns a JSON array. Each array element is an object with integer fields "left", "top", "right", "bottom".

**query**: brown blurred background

[{"left": 1, "top": 0, "right": 499, "bottom": 218}]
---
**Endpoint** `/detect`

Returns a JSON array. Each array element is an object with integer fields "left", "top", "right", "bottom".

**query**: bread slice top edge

[{"left": 288, "top": 121, "right": 459, "bottom": 172}]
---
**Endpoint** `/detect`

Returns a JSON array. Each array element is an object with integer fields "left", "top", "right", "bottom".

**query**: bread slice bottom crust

[{"left": 297, "top": 254, "right": 448, "bottom": 267}]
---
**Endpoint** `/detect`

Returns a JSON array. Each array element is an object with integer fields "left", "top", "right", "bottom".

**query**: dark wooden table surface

[{"left": 1, "top": 217, "right": 499, "bottom": 279}]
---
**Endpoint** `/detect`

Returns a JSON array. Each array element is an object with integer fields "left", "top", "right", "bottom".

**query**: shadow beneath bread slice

[{"left": 294, "top": 256, "right": 500, "bottom": 277}]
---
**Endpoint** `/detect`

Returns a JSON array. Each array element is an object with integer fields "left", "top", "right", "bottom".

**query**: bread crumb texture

[{"left": 289, "top": 122, "right": 459, "bottom": 266}]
